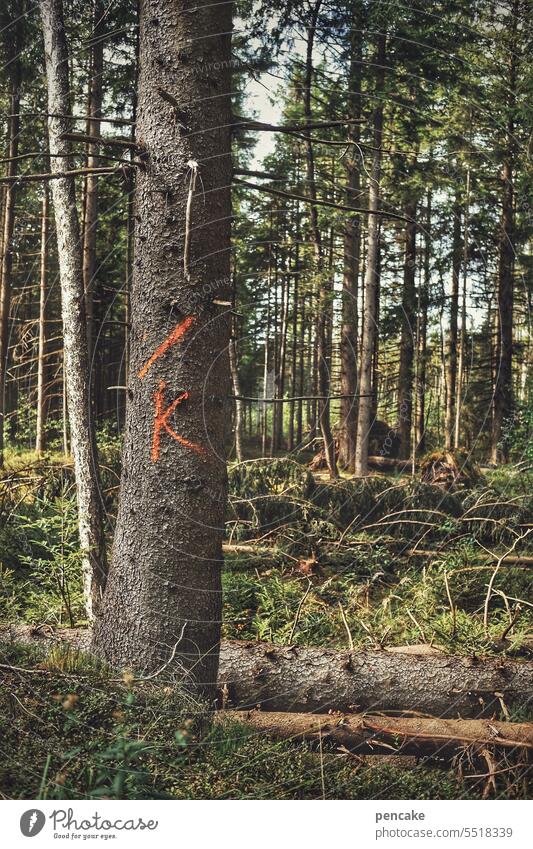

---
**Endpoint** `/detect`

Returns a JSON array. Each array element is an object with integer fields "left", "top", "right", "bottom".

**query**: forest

[{"left": 0, "top": 0, "right": 532, "bottom": 802}]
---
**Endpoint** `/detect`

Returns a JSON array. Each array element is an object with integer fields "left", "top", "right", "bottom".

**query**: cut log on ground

[
  {"left": 219, "top": 710, "right": 533, "bottom": 757},
  {"left": 3, "top": 625, "right": 533, "bottom": 718}
]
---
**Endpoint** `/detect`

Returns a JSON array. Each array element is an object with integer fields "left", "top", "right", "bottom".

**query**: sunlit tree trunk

[{"left": 39, "top": 0, "right": 107, "bottom": 618}]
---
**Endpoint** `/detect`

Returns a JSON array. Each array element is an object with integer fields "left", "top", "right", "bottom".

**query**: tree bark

[
  {"left": 0, "top": 72, "right": 20, "bottom": 468},
  {"left": 35, "top": 186, "right": 49, "bottom": 456},
  {"left": 221, "top": 710, "right": 533, "bottom": 757},
  {"left": 444, "top": 195, "right": 461, "bottom": 450},
  {"left": 82, "top": 0, "right": 104, "bottom": 360},
  {"left": 217, "top": 638, "right": 533, "bottom": 718},
  {"left": 354, "top": 31, "right": 385, "bottom": 476},
  {"left": 304, "top": 0, "right": 337, "bottom": 478},
  {"left": 455, "top": 168, "right": 470, "bottom": 449},
  {"left": 338, "top": 4, "right": 362, "bottom": 472},
  {"left": 5, "top": 626, "right": 533, "bottom": 719},
  {"left": 91, "top": 0, "right": 232, "bottom": 698},
  {"left": 39, "top": 0, "right": 107, "bottom": 618},
  {"left": 397, "top": 200, "right": 417, "bottom": 460},
  {"left": 416, "top": 191, "right": 431, "bottom": 453},
  {"left": 229, "top": 307, "right": 244, "bottom": 462},
  {"left": 492, "top": 37, "right": 517, "bottom": 465}
]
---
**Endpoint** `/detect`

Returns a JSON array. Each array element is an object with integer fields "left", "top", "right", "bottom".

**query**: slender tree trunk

[
  {"left": 398, "top": 200, "right": 417, "bottom": 460},
  {"left": 338, "top": 7, "right": 362, "bottom": 472},
  {"left": 416, "top": 192, "right": 431, "bottom": 453},
  {"left": 354, "top": 32, "right": 385, "bottom": 476},
  {"left": 39, "top": 0, "right": 107, "bottom": 618},
  {"left": 229, "top": 310, "right": 244, "bottom": 462},
  {"left": 455, "top": 168, "right": 470, "bottom": 449},
  {"left": 262, "top": 276, "right": 271, "bottom": 456},
  {"left": 444, "top": 195, "right": 461, "bottom": 450},
  {"left": 304, "top": 0, "right": 337, "bottom": 478},
  {"left": 82, "top": 0, "right": 104, "bottom": 360},
  {"left": 35, "top": 187, "right": 49, "bottom": 456},
  {"left": 91, "top": 0, "right": 232, "bottom": 696},
  {"left": 492, "top": 15, "right": 517, "bottom": 466},
  {"left": 0, "top": 74, "right": 20, "bottom": 468}
]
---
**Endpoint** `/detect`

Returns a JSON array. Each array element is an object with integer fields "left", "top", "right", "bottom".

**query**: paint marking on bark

[
  {"left": 138, "top": 315, "right": 196, "bottom": 379},
  {"left": 151, "top": 380, "right": 206, "bottom": 462}
]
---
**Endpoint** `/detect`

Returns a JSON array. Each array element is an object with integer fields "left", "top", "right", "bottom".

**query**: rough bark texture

[
  {"left": 220, "top": 710, "right": 533, "bottom": 757},
  {"left": 8, "top": 626, "right": 532, "bottom": 719},
  {"left": 304, "top": 0, "right": 337, "bottom": 479},
  {"left": 40, "top": 0, "right": 107, "bottom": 618},
  {"left": 35, "top": 187, "right": 49, "bottom": 456},
  {"left": 354, "top": 32, "right": 385, "bottom": 477},
  {"left": 91, "top": 0, "right": 232, "bottom": 698}
]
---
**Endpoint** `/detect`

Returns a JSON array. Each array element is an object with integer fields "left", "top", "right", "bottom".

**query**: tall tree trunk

[
  {"left": 0, "top": 72, "right": 20, "bottom": 468},
  {"left": 338, "top": 4, "right": 362, "bottom": 472},
  {"left": 444, "top": 195, "right": 461, "bottom": 450},
  {"left": 39, "top": 0, "right": 107, "bottom": 618},
  {"left": 397, "top": 201, "right": 417, "bottom": 460},
  {"left": 229, "top": 309, "right": 244, "bottom": 462},
  {"left": 92, "top": 0, "right": 232, "bottom": 697},
  {"left": 304, "top": 0, "right": 337, "bottom": 478},
  {"left": 82, "top": 0, "right": 104, "bottom": 361},
  {"left": 454, "top": 168, "right": 470, "bottom": 449},
  {"left": 416, "top": 192, "right": 431, "bottom": 453},
  {"left": 354, "top": 32, "right": 385, "bottom": 476},
  {"left": 492, "top": 10, "right": 517, "bottom": 465},
  {"left": 35, "top": 187, "right": 49, "bottom": 456}
]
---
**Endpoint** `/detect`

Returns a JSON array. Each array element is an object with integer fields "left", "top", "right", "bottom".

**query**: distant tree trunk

[
  {"left": 262, "top": 276, "right": 271, "bottom": 456},
  {"left": 82, "top": 0, "right": 104, "bottom": 360},
  {"left": 455, "top": 168, "right": 470, "bottom": 449},
  {"left": 229, "top": 309, "right": 244, "bottom": 463},
  {"left": 92, "top": 0, "right": 232, "bottom": 696},
  {"left": 492, "top": 13, "right": 517, "bottom": 465},
  {"left": 304, "top": 0, "right": 337, "bottom": 478},
  {"left": 338, "top": 6, "right": 362, "bottom": 472},
  {"left": 39, "top": 0, "right": 107, "bottom": 618},
  {"left": 397, "top": 200, "right": 417, "bottom": 460},
  {"left": 444, "top": 195, "right": 461, "bottom": 450},
  {"left": 0, "top": 70, "right": 20, "bottom": 468},
  {"left": 416, "top": 192, "right": 431, "bottom": 453},
  {"left": 354, "top": 31, "right": 385, "bottom": 477},
  {"left": 35, "top": 187, "right": 49, "bottom": 456}
]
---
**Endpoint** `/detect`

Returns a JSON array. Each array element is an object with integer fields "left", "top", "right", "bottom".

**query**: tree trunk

[
  {"left": 455, "top": 168, "right": 470, "bottom": 449},
  {"left": 416, "top": 192, "right": 431, "bottom": 453},
  {"left": 229, "top": 310, "right": 244, "bottom": 462},
  {"left": 82, "top": 0, "right": 104, "bottom": 360},
  {"left": 217, "top": 638, "right": 533, "bottom": 718},
  {"left": 397, "top": 201, "right": 417, "bottom": 460},
  {"left": 444, "top": 195, "right": 461, "bottom": 450},
  {"left": 338, "top": 6, "right": 362, "bottom": 472},
  {"left": 304, "top": 0, "right": 337, "bottom": 478},
  {"left": 221, "top": 710, "right": 533, "bottom": 758},
  {"left": 91, "top": 0, "right": 232, "bottom": 698},
  {"left": 35, "top": 187, "right": 49, "bottom": 456},
  {"left": 354, "top": 32, "right": 385, "bottom": 476},
  {"left": 39, "top": 0, "right": 107, "bottom": 618},
  {"left": 0, "top": 73, "right": 20, "bottom": 468},
  {"left": 6, "top": 625, "right": 533, "bottom": 720},
  {"left": 491, "top": 2, "right": 518, "bottom": 465}
]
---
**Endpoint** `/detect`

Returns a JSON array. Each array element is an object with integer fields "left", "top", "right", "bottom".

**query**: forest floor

[{"left": 1, "top": 443, "right": 532, "bottom": 799}]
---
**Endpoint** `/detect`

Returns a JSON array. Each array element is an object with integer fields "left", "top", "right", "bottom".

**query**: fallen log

[
  {"left": 220, "top": 710, "right": 533, "bottom": 757},
  {"left": 2, "top": 626, "right": 533, "bottom": 718},
  {"left": 218, "top": 639, "right": 533, "bottom": 718}
]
